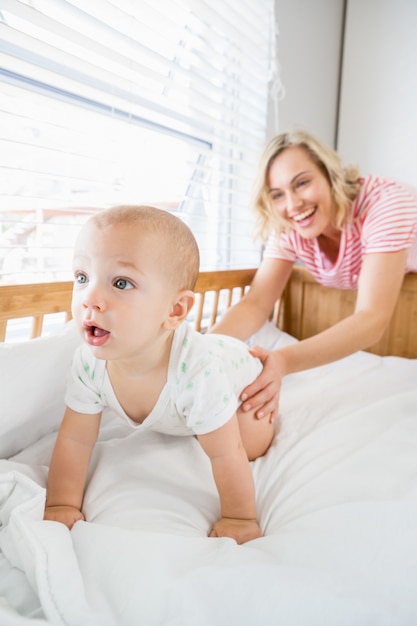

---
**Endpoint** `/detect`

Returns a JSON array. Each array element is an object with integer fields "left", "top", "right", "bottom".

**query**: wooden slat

[
  {"left": 194, "top": 292, "right": 205, "bottom": 333},
  {"left": 210, "top": 290, "right": 220, "bottom": 327},
  {"left": 31, "top": 315, "right": 44, "bottom": 339}
]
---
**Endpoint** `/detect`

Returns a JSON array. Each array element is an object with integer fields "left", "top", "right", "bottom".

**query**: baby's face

[{"left": 71, "top": 220, "right": 177, "bottom": 361}]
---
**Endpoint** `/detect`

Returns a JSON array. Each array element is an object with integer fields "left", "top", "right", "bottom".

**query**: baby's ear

[{"left": 163, "top": 290, "right": 195, "bottom": 329}]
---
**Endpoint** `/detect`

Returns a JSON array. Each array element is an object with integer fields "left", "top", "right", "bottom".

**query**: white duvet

[{"left": 1, "top": 322, "right": 417, "bottom": 626}]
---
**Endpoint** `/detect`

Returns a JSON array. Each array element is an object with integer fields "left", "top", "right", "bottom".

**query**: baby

[{"left": 44, "top": 205, "right": 275, "bottom": 544}]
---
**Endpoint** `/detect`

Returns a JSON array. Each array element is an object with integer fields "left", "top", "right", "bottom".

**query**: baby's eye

[
  {"left": 75, "top": 273, "right": 88, "bottom": 284},
  {"left": 114, "top": 278, "right": 134, "bottom": 290}
]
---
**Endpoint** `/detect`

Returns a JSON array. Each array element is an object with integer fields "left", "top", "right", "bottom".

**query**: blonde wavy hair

[{"left": 252, "top": 129, "right": 361, "bottom": 243}]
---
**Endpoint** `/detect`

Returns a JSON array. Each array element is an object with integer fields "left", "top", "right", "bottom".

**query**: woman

[{"left": 210, "top": 129, "right": 417, "bottom": 421}]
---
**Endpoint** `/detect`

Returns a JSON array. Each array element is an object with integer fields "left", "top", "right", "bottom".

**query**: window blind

[{"left": 0, "top": 0, "right": 278, "bottom": 284}]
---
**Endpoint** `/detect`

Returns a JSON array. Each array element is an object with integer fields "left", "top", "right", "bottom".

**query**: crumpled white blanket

[{"left": 1, "top": 323, "right": 417, "bottom": 626}]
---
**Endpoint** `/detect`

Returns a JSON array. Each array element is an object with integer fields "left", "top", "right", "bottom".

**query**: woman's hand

[
  {"left": 44, "top": 504, "right": 85, "bottom": 529},
  {"left": 240, "top": 346, "right": 285, "bottom": 421}
]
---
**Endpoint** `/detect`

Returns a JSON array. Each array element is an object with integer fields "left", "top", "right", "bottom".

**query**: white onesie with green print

[{"left": 65, "top": 321, "right": 262, "bottom": 436}]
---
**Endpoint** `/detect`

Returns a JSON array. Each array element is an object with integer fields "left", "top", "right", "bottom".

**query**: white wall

[
  {"left": 272, "top": 0, "right": 345, "bottom": 147},
  {"left": 337, "top": 0, "right": 417, "bottom": 185},
  {"left": 274, "top": 0, "right": 417, "bottom": 187}
]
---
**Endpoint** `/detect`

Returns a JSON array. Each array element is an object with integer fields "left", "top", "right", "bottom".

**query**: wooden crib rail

[
  {"left": 0, "top": 269, "right": 257, "bottom": 342},
  {"left": 193, "top": 268, "right": 256, "bottom": 331},
  {"left": 0, "top": 281, "right": 73, "bottom": 342},
  {"left": 1, "top": 267, "right": 416, "bottom": 357}
]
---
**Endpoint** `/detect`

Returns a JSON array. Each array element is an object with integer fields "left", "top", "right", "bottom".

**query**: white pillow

[
  {"left": 0, "top": 322, "right": 81, "bottom": 458},
  {"left": 247, "top": 321, "right": 298, "bottom": 350},
  {"left": 0, "top": 319, "right": 295, "bottom": 459}
]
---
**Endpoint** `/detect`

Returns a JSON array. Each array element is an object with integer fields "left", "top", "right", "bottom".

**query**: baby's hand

[
  {"left": 209, "top": 517, "right": 262, "bottom": 544},
  {"left": 44, "top": 505, "right": 85, "bottom": 529}
]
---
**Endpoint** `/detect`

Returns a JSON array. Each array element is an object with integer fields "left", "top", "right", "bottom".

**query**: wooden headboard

[
  {"left": 1, "top": 267, "right": 416, "bottom": 358},
  {"left": 280, "top": 267, "right": 417, "bottom": 359}
]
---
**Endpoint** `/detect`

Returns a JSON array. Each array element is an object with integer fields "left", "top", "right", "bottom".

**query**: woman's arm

[
  {"left": 239, "top": 249, "right": 408, "bottom": 416},
  {"left": 279, "top": 249, "right": 407, "bottom": 370},
  {"left": 209, "top": 257, "right": 294, "bottom": 340},
  {"left": 198, "top": 414, "right": 261, "bottom": 544},
  {"left": 44, "top": 407, "right": 101, "bottom": 529},
  {"left": 245, "top": 249, "right": 408, "bottom": 396}
]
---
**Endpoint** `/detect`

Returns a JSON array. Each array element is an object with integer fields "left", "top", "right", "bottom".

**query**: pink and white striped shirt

[{"left": 263, "top": 175, "right": 417, "bottom": 290}]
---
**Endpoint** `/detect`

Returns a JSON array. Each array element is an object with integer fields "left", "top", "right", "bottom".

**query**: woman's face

[{"left": 267, "top": 146, "right": 337, "bottom": 239}]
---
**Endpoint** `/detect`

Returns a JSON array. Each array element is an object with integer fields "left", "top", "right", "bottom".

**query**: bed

[{"left": 0, "top": 266, "right": 416, "bottom": 626}]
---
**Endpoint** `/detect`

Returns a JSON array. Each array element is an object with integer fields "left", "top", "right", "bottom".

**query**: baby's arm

[
  {"left": 198, "top": 414, "right": 262, "bottom": 544},
  {"left": 44, "top": 407, "right": 101, "bottom": 529}
]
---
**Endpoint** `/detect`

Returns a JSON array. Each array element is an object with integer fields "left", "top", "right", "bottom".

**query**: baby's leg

[{"left": 237, "top": 407, "right": 276, "bottom": 462}]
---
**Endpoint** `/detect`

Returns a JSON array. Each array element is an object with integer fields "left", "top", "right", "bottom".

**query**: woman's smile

[{"left": 291, "top": 206, "right": 317, "bottom": 225}]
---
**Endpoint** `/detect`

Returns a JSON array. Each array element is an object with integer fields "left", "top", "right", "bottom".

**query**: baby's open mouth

[
  {"left": 84, "top": 323, "right": 110, "bottom": 346},
  {"left": 91, "top": 326, "right": 109, "bottom": 338}
]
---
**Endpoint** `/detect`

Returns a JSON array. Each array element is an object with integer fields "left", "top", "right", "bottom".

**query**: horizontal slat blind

[{"left": 0, "top": 0, "right": 279, "bottom": 283}]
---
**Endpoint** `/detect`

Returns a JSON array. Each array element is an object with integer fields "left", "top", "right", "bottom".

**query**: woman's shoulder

[
  {"left": 358, "top": 173, "right": 417, "bottom": 195},
  {"left": 354, "top": 174, "right": 417, "bottom": 217}
]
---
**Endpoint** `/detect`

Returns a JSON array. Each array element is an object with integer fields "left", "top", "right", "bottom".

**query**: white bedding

[{"left": 1, "top": 322, "right": 417, "bottom": 626}]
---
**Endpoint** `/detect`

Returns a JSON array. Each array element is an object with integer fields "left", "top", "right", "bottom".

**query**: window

[{"left": 0, "top": 0, "right": 278, "bottom": 284}]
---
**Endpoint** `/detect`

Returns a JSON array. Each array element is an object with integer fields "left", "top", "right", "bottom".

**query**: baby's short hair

[{"left": 90, "top": 205, "right": 200, "bottom": 290}]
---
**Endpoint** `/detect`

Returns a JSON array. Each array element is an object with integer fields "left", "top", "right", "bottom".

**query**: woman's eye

[
  {"left": 114, "top": 278, "right": 134, "bottom": 290},
  {"left": 75, "top": 273, "right": 88, "bottom": 284}
]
